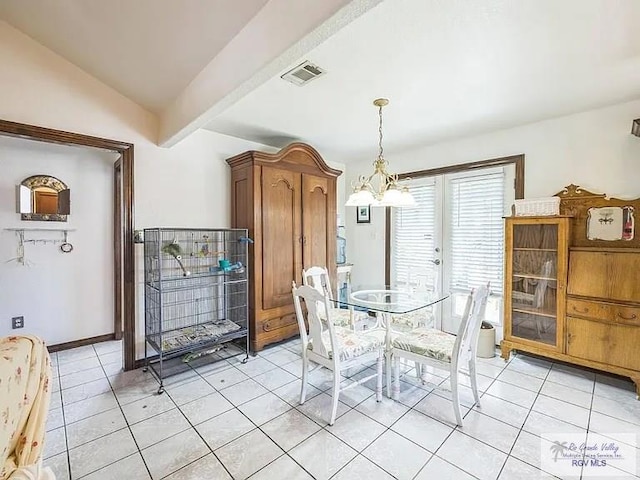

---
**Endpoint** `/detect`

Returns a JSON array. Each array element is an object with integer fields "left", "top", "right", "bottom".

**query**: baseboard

[
  {"left": 134, "top": 356, "right": 155, "bottom": 369},
  {"left": 48, "top": 333, "right": 119, "bottom": 353}
]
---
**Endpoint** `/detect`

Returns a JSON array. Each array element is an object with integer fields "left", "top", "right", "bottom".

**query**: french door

[{"left": 391, "top": 165, "right": 515, "bottom": 338}]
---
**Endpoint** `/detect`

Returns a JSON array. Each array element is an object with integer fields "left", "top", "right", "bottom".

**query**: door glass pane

[
  {"left": 448, "top": 171, "right": 505, "bottom": 296},
  {"left": 392, "top": 180, "right": 438, "bottom": 291},
  {"left": 443, "top": 167, "right": 510, "bottom": 334},
  {"left": 510, "top": 224, "right": 558, "bottom": 345}
]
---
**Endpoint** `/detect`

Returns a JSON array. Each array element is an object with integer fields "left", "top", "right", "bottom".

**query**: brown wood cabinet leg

[
  {"left": 631, "top": 375, "right": 640, "bottom": 400},
  {"left": 500, "top": 342, "right": 512, "bottom": 362}
]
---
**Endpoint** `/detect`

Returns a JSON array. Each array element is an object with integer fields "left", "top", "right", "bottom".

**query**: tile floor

[{"left": 43, "top": 338, "right": 640, "bottom": 479}]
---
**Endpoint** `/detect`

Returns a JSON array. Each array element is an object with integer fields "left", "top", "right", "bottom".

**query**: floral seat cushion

[
  {"left": 308, "top": 326, "right": 382, "bottom": 361},
  {"left": 390, "top": 309, "right": 435, "bottom": 330},
  {"left": 356, "top": 309, "right": 435, "bottom": 344},
  {"left": 327, "top": 308, "right": 369, "bottom": 328},
  {"left": 392, "top": 327, "right": 456, "bottom": 362}
]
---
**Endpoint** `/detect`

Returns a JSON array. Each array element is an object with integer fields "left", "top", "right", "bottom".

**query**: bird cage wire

[{"left": 143, "top": 228, "right": 250, "bottom": 393}]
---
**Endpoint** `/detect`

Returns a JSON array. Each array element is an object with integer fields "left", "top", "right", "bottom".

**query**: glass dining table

[
  {"left": 328, "top": 285, "right": 449, "bottom": 398},
  {"left": 329, "top": 285, "right": 450, "bottom": 336},
  {"left": 331, "top": 285, "right": 448, "bottom": 317}
]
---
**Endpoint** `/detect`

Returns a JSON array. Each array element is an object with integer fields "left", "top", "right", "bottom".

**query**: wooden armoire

[{"left": 226, "top": 143, "right": 341, "bottom": 351}]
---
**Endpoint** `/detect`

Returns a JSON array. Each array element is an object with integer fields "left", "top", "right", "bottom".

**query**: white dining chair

[
  {"left": 302, "top": 266, "right": 369, "bottom": 329},
  {"left": 388, "top": 270, "right": 439, "bottom": 332},
  {"left": 388, "top": 283, "right": 490, "bottom": 426},
  {"left": 292, "top": 283, "right": 383, "bottom": 425}
]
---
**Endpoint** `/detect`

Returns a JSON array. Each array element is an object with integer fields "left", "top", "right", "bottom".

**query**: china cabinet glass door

[{"left": 509, "top": 223, "right": 559, "bottom": 346}]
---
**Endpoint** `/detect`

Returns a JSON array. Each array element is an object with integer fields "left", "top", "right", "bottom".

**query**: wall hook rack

[{"left": 4, "top": 227, "right": 77, "bottom": 265}]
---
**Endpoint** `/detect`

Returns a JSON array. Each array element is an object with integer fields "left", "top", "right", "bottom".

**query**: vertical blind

[
  {"left": 448, "top": 171, "right": 505, "bottom": 295},
  {"left": 392, "top": 181, "right": 436, "bottom": 289}
]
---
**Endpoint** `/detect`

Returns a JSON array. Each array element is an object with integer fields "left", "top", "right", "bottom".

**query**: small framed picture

[{"left": 356, "top": 205, "right": 371, "bottom": 224}]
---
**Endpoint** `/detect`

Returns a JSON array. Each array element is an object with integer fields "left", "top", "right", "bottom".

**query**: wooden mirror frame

[{"left": 18, "top": 174, "right": 70, "bottom": 221}]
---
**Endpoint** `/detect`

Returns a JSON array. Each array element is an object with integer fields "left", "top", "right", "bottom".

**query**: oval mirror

[{"left": 16, "top": 175, "right": 70, "bottom": 222}]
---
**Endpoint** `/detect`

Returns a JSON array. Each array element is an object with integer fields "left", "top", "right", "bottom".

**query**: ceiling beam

[{"left": 158, "top": 0, "right": 383, "bottom": 147}]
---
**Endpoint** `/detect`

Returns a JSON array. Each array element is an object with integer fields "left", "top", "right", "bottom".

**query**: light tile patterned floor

[{"left": 43, "top": 338, "right": 640, "bottom": 479}]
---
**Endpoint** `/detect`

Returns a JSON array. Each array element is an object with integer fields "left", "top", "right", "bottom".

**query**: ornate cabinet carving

[
  {"left": 226, "top": 143, "right": 341, "bottom": 351},
  {"left": 502, "top": 185, "right": 640, "bottom": 397}
]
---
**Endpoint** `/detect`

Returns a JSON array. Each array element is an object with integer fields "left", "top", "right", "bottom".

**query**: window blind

[
  {"left": 448, "top": 171, "right": 505, "bottom": 295},
  {"left": 392, "top": 181, "right": 436, "bottom": 289}
]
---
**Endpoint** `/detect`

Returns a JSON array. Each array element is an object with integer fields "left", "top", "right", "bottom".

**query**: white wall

[
  {"left": 346, "top": 99, "right": 640, "bottom": 286},
  {"left": 0, "top": 137, "right": 117, "bottom": 344},
  {"left": 0, "top": 20, "right": 347, "bottom": 358},
  {"left": 0, "top": 20, "right": 275, "bottom": 357}
]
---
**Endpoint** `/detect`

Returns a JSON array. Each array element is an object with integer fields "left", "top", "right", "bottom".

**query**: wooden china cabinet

[
  {"left": 502, "top": 185, "right": 640, "bottom": 397},
  {"left": 502, "top": 216, "right": 571, "bottom": 354},
  {"left": 226, "top": 143, "right": 341, "bottom": 351}
]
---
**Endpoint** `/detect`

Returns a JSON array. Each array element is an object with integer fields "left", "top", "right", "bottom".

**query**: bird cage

[{"left": 143, "top": 228, "right": 250, "bottom": 393}]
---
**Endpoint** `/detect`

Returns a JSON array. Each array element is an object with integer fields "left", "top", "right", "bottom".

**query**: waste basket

[{"left": 477, "top": 322, "right": 496, "bottom": 358}]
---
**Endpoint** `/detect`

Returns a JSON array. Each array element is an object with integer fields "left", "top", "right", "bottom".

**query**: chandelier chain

[{"left": 378, "top": 103, "right": 384, "bottom": 161}]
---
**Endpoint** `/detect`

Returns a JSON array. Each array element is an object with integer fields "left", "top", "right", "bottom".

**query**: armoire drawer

[
  {"left": 566, "top": 317, "right": 640, "bottom": 371},
  {"left": 260, "top": 313, "right": 298, "bottom": 333},
  {"left": 567, "top": 298, "right": 640, "bottom": 327}
]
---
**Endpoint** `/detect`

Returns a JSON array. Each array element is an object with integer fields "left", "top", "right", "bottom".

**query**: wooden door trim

[
  {"left": 0, "top": 119, "right": 136, "bottom": 371},
  {"left": 114, "top": 157, "right": 123, "bottom": 340},
  {"left": 384, "top": 154, "right": 525, "bottom": 284}
]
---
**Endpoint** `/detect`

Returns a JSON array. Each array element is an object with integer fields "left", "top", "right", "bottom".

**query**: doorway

[
  {"left": 386, "top": 155, "right": 524, "bottom": 337},
  {"left": 0, "top": 119, "right": 136, "bottom": 371}
]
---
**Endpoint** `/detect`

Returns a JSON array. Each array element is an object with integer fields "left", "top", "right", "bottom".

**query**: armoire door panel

[
  {"left": 231, "top": 169, "right": 251, "bottom": 230},
  {"left": 302, "top": 174, "right": 330, "bottom": 269},
  {"left": 261, "top": 167, "right": 301, "bottom": 311}
]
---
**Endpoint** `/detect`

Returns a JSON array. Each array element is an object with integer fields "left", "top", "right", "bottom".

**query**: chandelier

[{"left": 346, "top": 98, "right": 415, "bottom": 208}]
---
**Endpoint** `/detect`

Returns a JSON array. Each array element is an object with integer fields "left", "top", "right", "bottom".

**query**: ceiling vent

[{"left": 281, "top": 61, "right": 325, "bottom": 86}]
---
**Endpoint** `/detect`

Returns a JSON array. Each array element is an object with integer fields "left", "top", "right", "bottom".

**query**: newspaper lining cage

[{"left": 143, "top": 228, "right": 250, "bottom": 393}]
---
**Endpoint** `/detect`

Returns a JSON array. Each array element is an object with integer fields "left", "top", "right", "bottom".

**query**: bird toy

[{"left": 161, "top": 241, "right": 191, "bottom": 276}]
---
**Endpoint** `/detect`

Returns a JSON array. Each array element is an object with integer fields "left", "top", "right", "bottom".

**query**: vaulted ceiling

[
  {"left": 2, "top": 0, "right": 640, "bottom": 159},
  {"left": 0, "top": 0, "right": 269, "bottom": 113}
]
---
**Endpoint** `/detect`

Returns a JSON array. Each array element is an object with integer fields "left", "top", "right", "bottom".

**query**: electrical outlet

[{"left": 12, "top": 316, "right": 24, "bottom": 329}]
